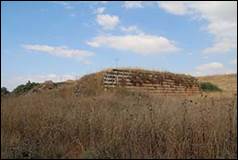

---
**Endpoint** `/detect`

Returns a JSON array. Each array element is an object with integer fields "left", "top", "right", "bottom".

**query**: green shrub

[
  {"left": 13, "top": 81, "right": 40, "bottom": 95},
  {"left": 1, "top": 87, "right": 10, "bottom": 96},
  {"left": 200, "top": 82, "right": 222, "bottom": 92}
]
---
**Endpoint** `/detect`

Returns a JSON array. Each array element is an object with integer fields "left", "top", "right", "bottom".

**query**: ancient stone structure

[{"left": 103, "top": 68, "right": 201, "bottom": 95}]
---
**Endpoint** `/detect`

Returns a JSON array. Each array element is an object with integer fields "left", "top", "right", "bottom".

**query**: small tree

[
  {"left": 1, "top": 87, "right": 9, "bottom": 96},
  {"left": 13, "top": 81, "right": 40, "bottom": 95}
]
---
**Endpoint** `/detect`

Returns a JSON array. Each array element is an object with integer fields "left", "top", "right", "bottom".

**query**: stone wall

[{"left": 103, "top": 68, "right": 201, "bottom": 95}]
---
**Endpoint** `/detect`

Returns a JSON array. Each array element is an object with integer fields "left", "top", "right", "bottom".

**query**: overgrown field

[{"left": 1, "top": 88, "right": 237, "bottom": 159}]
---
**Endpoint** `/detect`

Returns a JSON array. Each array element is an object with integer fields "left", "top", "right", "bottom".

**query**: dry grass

[
  {"left": 197, "top": 74, "right": 237, "bottom": 93},
  {"left": 1, "top": 72, "right": 237, "bottom": 159},
  {"left": 1, "top": 90, "right": 237, "bottom": 159}
]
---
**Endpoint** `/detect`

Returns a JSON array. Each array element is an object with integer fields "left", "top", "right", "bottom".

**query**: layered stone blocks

[{"left": 103, "top": 68, "right": 201, "bottom": 95}]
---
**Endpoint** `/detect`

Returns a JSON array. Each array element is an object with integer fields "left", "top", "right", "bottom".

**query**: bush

[
  {"left": 200, "top": 82, "right": 222, "bottom": 92},
  {"left": 12, "top": 81, "right": 40, "bottom": 95},
  {"left": 1, "top": 87, "right": 10, "bottom": 96}
]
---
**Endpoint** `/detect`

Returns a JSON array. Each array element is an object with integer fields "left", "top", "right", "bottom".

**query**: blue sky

[{"left": 1, "top": 1, "right": 237, "bottom": 90}]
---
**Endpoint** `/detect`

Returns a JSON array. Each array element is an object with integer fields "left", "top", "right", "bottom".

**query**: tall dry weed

[{"left": 1, "top": 90, "right": 237, "bottom": 159}]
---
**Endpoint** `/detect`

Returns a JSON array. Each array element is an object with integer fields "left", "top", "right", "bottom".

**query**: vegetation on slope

[
  {"left": 12, "top": 81, "right": 40, "bottom": 95},
  {"left": 199, "top": 82, "right": 222, "bottom": 92},
  {"left": 74, "top": 71, "right": 105, "bottom": 96},
  {"left": 198, "top": 74, "right": 237, "bottom": 93}
]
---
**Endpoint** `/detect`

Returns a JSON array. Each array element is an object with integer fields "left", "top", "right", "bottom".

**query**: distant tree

[
  {"left": 12, "top": 81, "right": 40, "bottom": 95},
  {"left": 1, "top": 87, "right": 10, "bottom": 96}
]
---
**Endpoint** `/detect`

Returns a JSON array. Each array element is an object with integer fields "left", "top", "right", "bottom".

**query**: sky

[{"left": 1, "top": 1, "right": 237, "bottom": 91}]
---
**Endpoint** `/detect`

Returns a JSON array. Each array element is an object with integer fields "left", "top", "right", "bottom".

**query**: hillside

[
  {"left": 6, "top": 68, "right": 202, "bottom": 97},
  {"left": 197, "top": 74, "right": 237, "bottom": 93},
  {"left": 3, "top": 70, "right": 236, "bottom": 98},
  {"left": 1, "top": 69, "right": 237, "bottom": 159},
  {"left": 5, "top": 70, "right": 237, "bottom": 97}
]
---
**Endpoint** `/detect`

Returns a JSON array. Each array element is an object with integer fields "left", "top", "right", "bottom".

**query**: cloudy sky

[{"left": 1, "top": 1, "right": 237, "bottom": 90}]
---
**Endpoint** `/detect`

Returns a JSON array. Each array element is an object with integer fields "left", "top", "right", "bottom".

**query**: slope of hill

[
  {"left": 4, "top": 70, "right": 236, "bottom": 98},
  {"left": 8, "top": 68, "right": 202, "bottom": 97},
  {"left": 197, "top": 74, "right": 237, "bottom": 93},
  {"left": 1, "top": 69, "right": 237, "bottom": 159}
]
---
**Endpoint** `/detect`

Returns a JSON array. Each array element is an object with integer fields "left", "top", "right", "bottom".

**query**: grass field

[
  {"left": 197, "top": 74, "right": 237, "bottom": 93},
  {"left": 1, "top": 73, "right": 237, "bottom": 159}
]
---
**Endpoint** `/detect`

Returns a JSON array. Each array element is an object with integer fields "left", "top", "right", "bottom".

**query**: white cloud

[
  {"left": 193, "top": 62, "right": 237, "bottom": 76},
  {"left": 87, "top": 34, "right": 179, "bottom": 55},
  {"left": 22, "top": 44, "right": 94, "bottom": 58},
  {"left": 95, "top": 7, "right": 105, "bottom": 14},
  {"left": 124, "top": 1, "right": 143, "bottom": 9},
  {"left": 196, "top": 62, "right": 224, "bottom": 71},
  {"left": 158, "top": 1, "right": 237, "bottom": 54},
  {"left": 100, "top": 1, "right": 108, "bottom": 4},
  {"left": 203, "top": 39, "right": 237, "bottom": 54},
  {"left": 2, "top": 74, "right": 79, "bottom": 91},
  {"left": 52, "top": 1, "right": 74, "bottom": 10},
  {"left": 96, "top": 14, "right": 120, "bottom": 30},
  {"left": 24, "top": 74, "right": 77, "bottom": 83},
  {"left": 194, "top": 69, "right": 236, "bottom": 76},
  {"left": 120, "top": 25, "right": 144, "bottom": 34},
  {"left": 158, "top": 1, "right": 188, "bottom": 15}
]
